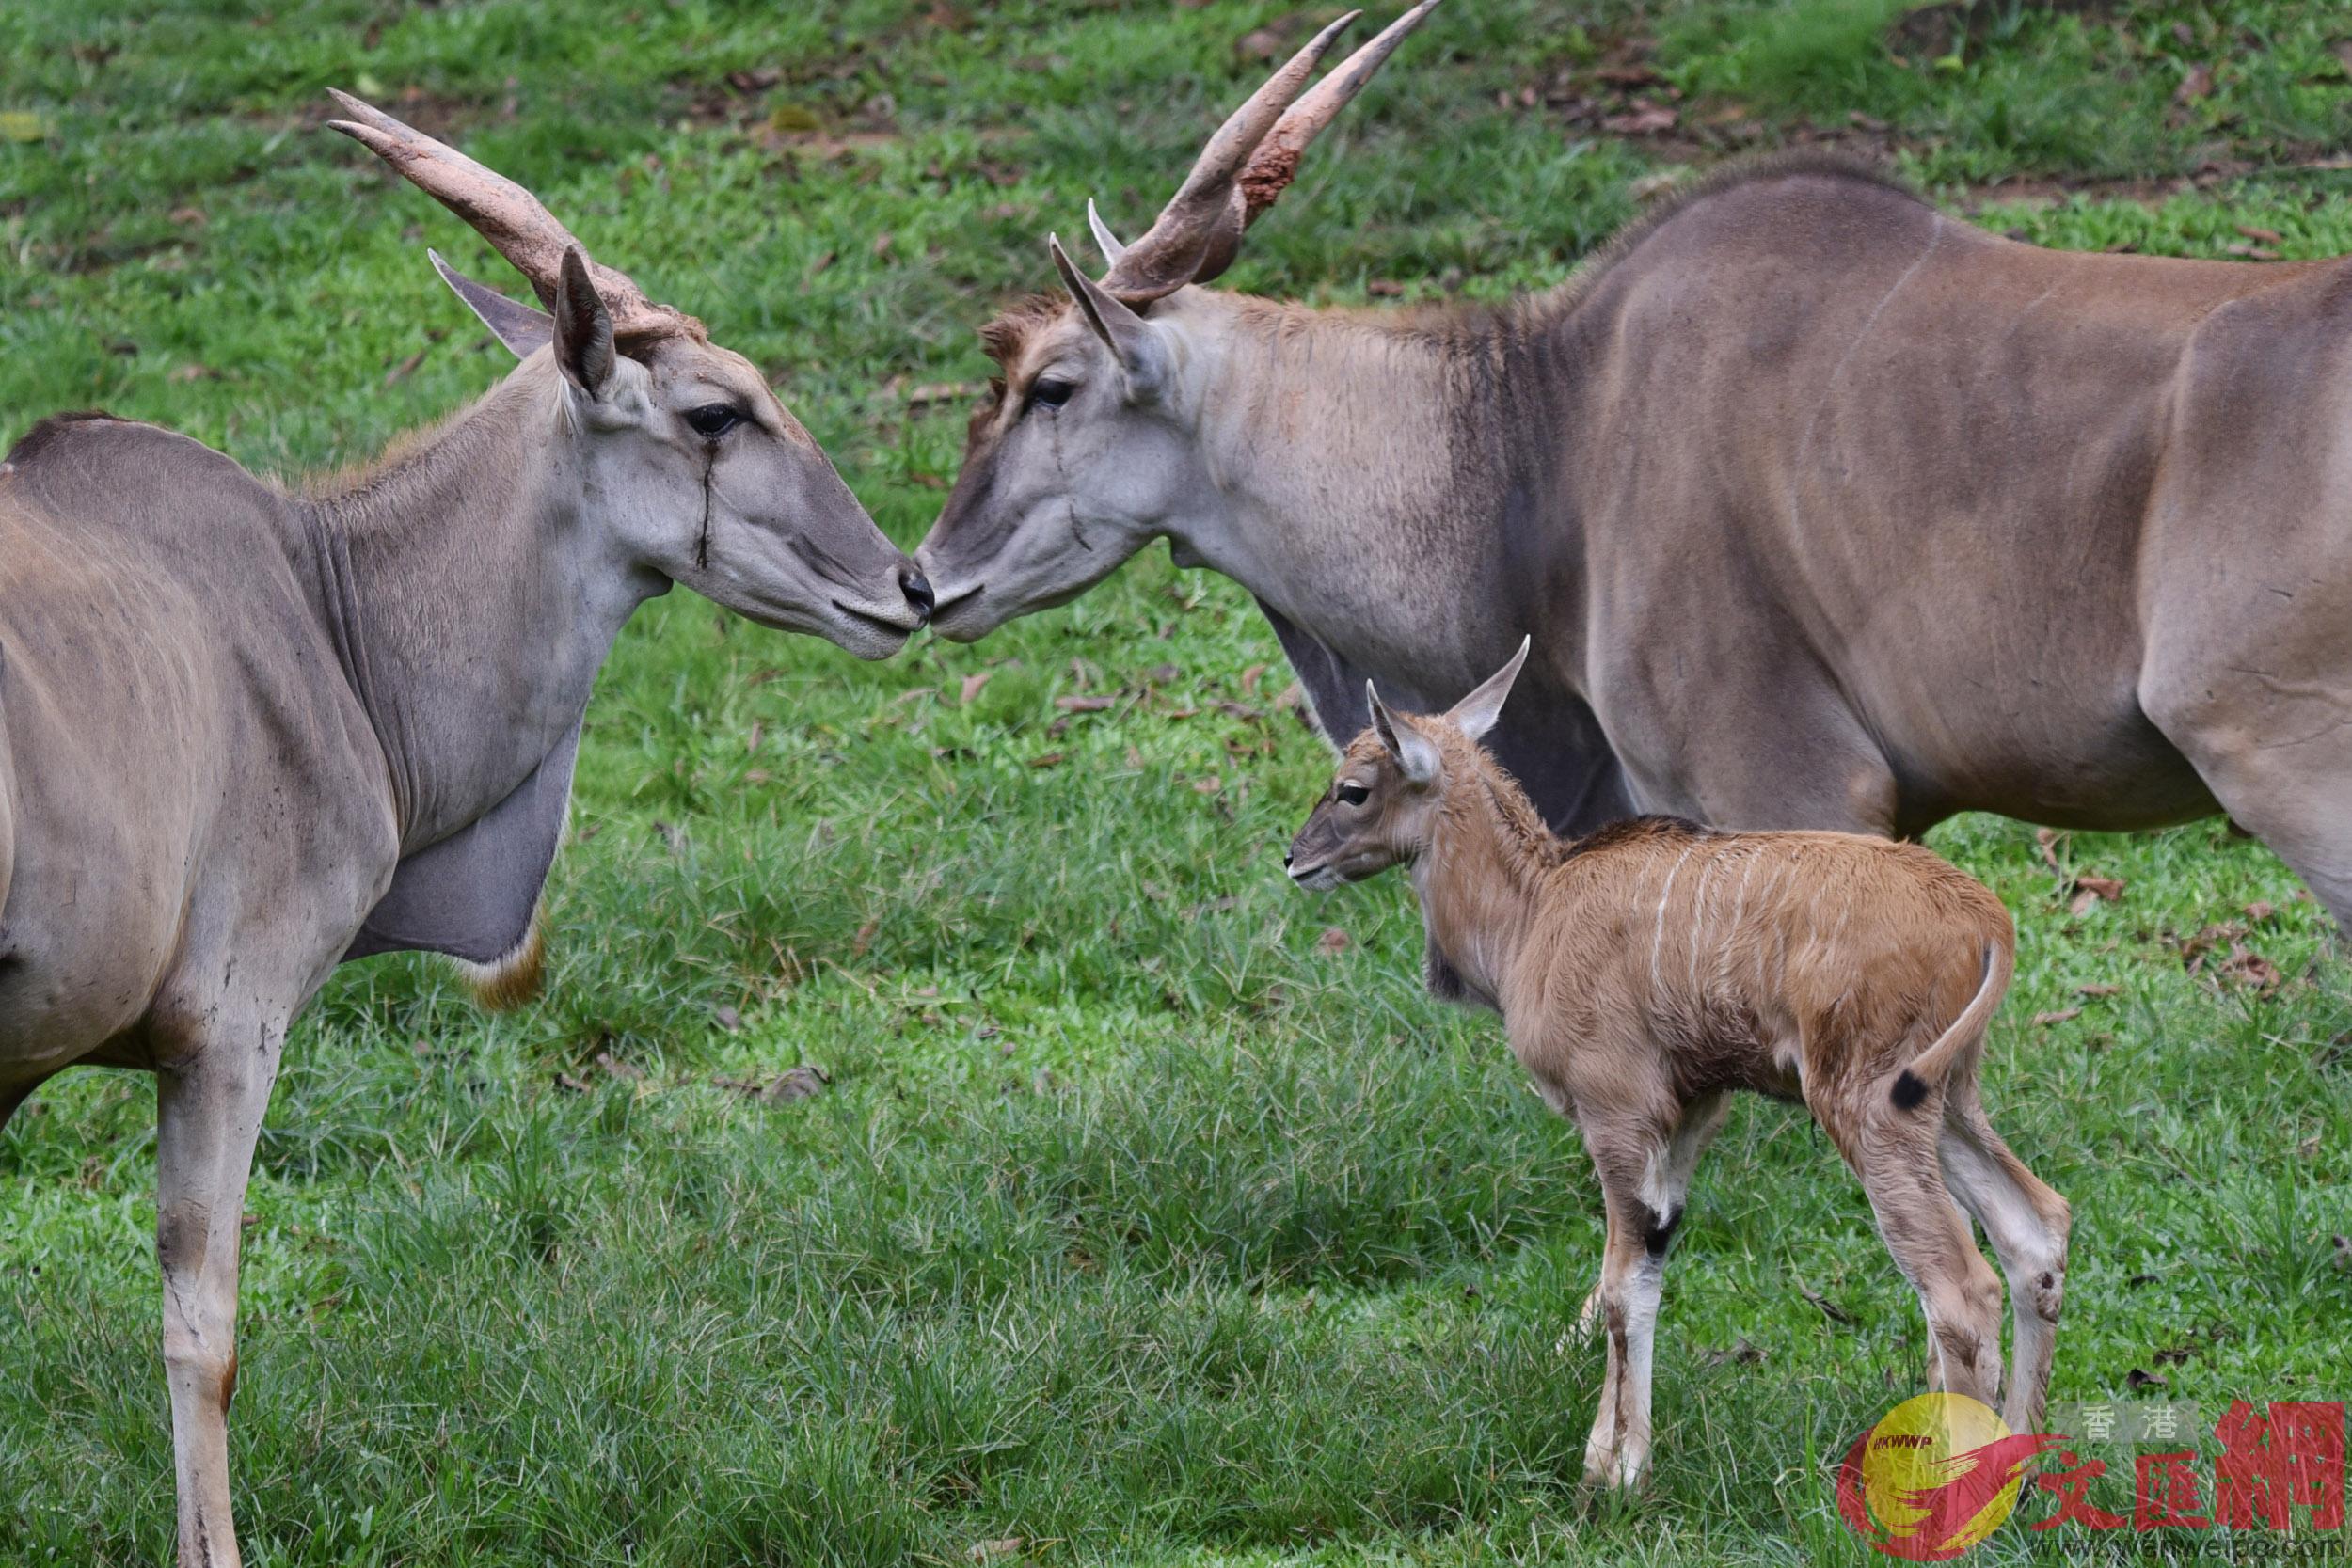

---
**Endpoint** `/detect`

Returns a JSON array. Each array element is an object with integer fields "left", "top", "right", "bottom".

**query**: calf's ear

[
  {"left": 1447, "top": 636, "right": 1531, "bottom": 742},
  {"left": 1369, "top": 683, "right": 1441, "bottom": 786}
]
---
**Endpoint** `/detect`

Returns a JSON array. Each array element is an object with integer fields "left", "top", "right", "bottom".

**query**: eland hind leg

[
  {"left": 1836, "top": 1091, "right": 2005, "bottom": 1411},
  {"left": 1938, "top": 1089, "right": 2070, "bottom": 1434}
]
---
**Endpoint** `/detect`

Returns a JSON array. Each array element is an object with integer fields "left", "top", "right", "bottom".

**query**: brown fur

[
  {"left": 459, "top": 912, "right": 545, "bottom": 1011},
  {"left": 1288, "top": 699, "right": 2072, "bottom": 1484}
]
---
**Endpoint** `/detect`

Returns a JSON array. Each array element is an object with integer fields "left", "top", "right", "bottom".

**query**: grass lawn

[{"left": 4, "top": 1, "right": 2350, "bottom": 1562}]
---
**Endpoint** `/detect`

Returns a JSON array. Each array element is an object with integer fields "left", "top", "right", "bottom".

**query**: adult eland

[
  {"left": 0, "top": 94, "right": 930, "bottom": 1566},
  {"left": 914, "top": 1, "right": 2352, "bottom": 926}
]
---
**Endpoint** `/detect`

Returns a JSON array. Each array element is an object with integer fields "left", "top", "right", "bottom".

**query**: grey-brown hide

[
  {"left": 917, "top": 10, "right": 2352, "bottom": 927},
  {"left": 1284, "top": 647, "right": 2070, "bottom": 1487},
  {"left": 0, "top": 96, "right": 927, "bottom": 1568}
]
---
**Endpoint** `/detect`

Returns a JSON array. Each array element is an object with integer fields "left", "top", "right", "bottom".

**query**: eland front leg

[{"left": 155, "top": 1009, "right": 287, "bottom": 1568}]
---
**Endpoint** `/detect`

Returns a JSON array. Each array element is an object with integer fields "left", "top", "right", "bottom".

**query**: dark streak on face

[
  {"left": 1046, "top": 403, "right": 1093, "bottom": 553},
  {"left": 695, "top": 444, "right": 716, "bottom": 570}
]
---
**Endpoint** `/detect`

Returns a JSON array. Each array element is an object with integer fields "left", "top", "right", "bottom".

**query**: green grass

[{"left": 4, "top": 2, "right": 2350, "bottom": 1563}]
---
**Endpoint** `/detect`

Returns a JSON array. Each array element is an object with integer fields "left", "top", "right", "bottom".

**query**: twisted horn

[
  {"left": 1098, "top": 11, "right": 1359, "bottom": 302},
  {"left": 326, "top": 90, "right": 702, "bottom": 343},
  {"left": 1190, "top": 0, "right": 1442, "bottom": 285},
  {"left": 1239, "top": 0, "right": 1440, "bottom": 227}
]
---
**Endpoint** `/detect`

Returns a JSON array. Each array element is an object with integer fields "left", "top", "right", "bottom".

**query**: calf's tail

[{"left": 1890, "top": 936, "right": 2013, "bottom": 1110}]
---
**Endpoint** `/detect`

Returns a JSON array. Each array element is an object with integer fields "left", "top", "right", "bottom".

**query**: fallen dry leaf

[
  {"left": 2126, "top": 1366, "right": 2169, "bottom": 1391},
  {"left": 851, "top": 918, "right": 879, "bottom": 957},
  {"left": 383, "top": 346, "right": 429, "bottom": 386},
  {"left": 1191, "top": 773, "right": 1222, "bottom": 794},
  {"left": 2174, "top": 62, "right": 2215, "bottom": 105},
  {"left": 960, "top": 671, "right": 993, "bottom": 705},
  {"left": 1028, "top": 752, "right": 1066, "bottom": 768},
  {"left": 713, "top": 1004, "right": 743, "bottom": 1032},
  {"left": 596, "top": 1051, "right": 645, "bottom": 1081},
  {"left": 903, "top": 380, "right": 979, "bottom": 410},
  {"left": 2033, "top": 1007, "right": 2083, "bottom": 1027},
  {"left": 770, "top": 1065, "right": 829, "bottom": 1101},
  {"left": 2176, "top": 920, "right": 2244, "bottom": 963},
  {"left": 2217, "top": 943, "right": 2282, "bottom": 993},
  {"left": 1601, "top": 102, "right": 1678, "bottom": 135},
  {"left": 713, "top": 1065, "right": 830, "bottom": 1104},
  {"left": 2074, "top": 875, "right": 2126, "bottom": 903},
  {"left": 967, "top": 1540, "right": 1023, "bottom": 1563},
  {"left": 1794, "top": 1277, "right": 1852, "bottom": 1325},
  {"left": 1056, "top": 694, "right": 1117, "bottom": 712},
  {"left": 1241, "top": 663, "right": 1267, "bottom": 694},
  {"left": 554, "top": 1071, "right": 591, "bottom": 1094},
  {"left": 2235, "top": 224, "right": 2284, "bottom": 245},
  {"left": 1234, "top": 26, "right": 1285, "bottom": 63},
  {"left": 1315, "top": 927, "right": 1352, "bottom": 955},
  {"left": 2035, "top": 827, "right": 2066, "bottom": 876},
  {"left": 2244, "top": 900, "right": 2276, "bottom": 923},
  {"left": 2076, "top": 983, "right": 2122, "bottom": 998}
]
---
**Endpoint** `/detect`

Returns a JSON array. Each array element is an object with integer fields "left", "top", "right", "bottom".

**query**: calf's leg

[
  {"left": 1939, "top": 1096, "right": 2070, "bottom": 1433},
  {"left": 1851, "top": 1120, "right": 2005, "bottom": 1412},
  {"left": 1579, "top": 1099, "right": 1723, "bottom": 1490},
  {"left": 156, "top": 1013, "right": 286, "bottom": 1568},
  {"left": 1575, "top": 1092, "right": 1727, "bottom": 1339}
]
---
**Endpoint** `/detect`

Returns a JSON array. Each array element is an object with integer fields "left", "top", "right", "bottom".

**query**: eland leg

[
  {"left": 1939, "top": 1092, "right": 2070, "bottom": 1434},
  {"left": 156, "top": 1011, "right": 286, "bottom": 1568},
  {"left": 1849, "top": 1107, "right": 2005, "bottom": 1411}
]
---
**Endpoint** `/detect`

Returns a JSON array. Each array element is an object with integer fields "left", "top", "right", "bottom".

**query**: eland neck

[
  {"left": 298, "top": 358, "right": 657, "bottom": 852},
  {"left": 1410, "top": 743, "right": 1567, "bottom": 1005},
  {"left": 1167, "top": 289, "right": 1586, "bottom": 705}
]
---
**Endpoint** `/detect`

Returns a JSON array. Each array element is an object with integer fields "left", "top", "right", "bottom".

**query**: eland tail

[{"left": 1890, "top": 938, "right": 2013, "bottom": 1110}]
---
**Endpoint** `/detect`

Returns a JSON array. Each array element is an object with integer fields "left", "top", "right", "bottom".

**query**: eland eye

[
  {"left": 1028, "top": 377, "right": 1075, "bottom": 410},
  {"left": 1337, "top": 783, "right": 1371, "bottom": 807},
  {"left": 684, "top": 404, "right": 742, "bottom": 439}
]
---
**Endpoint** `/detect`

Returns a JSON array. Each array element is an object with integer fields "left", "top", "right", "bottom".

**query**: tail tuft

[{"left": 1890, "top": 1069, "right": 1929, "bottom": 1111}]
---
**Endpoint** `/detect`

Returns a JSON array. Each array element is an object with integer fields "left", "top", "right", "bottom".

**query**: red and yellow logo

[{"left": 1836, "top": 1394, "right": 2067, "bottom": 1560}]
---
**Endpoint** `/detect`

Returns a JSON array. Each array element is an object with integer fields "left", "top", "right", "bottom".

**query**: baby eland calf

[{"left": 1284, "top": 641, "right": 2070, "bottom": 1487}]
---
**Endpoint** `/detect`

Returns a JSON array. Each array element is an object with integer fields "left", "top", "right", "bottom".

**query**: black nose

[
  {"left": 1282, "top": 850, "right": 1293, "bottom": 867},
  {"left": 898, "top": 566, "right": 935, "bottom": 620}
]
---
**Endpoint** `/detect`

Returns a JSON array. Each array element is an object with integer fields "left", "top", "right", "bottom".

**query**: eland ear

[
  {"left": 1446, "top": 635, "right": 1530, "bottom": 742},
  {"left": 431, "top": 249, "right": 554, "bottom": 359},
  {"left": 1368, "top": 681, "right": 1441, "bottom": 786},
  {"left": 1049, "top": 233, "right": 1166, "bottom": 399},
  {"left": 551, "top": 246, "right": 615, "bottom": 397}
]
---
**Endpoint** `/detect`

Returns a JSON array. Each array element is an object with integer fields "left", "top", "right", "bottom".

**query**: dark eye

[
  {"left": 1029, "top": 377, "right": 1075, "bottom": 410},
  {"left": 1337, "top": 783, "right": 1371, "bottom": 807},
  {"left": 684, "top": 404, "right": 741, "bottom": 439}
]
